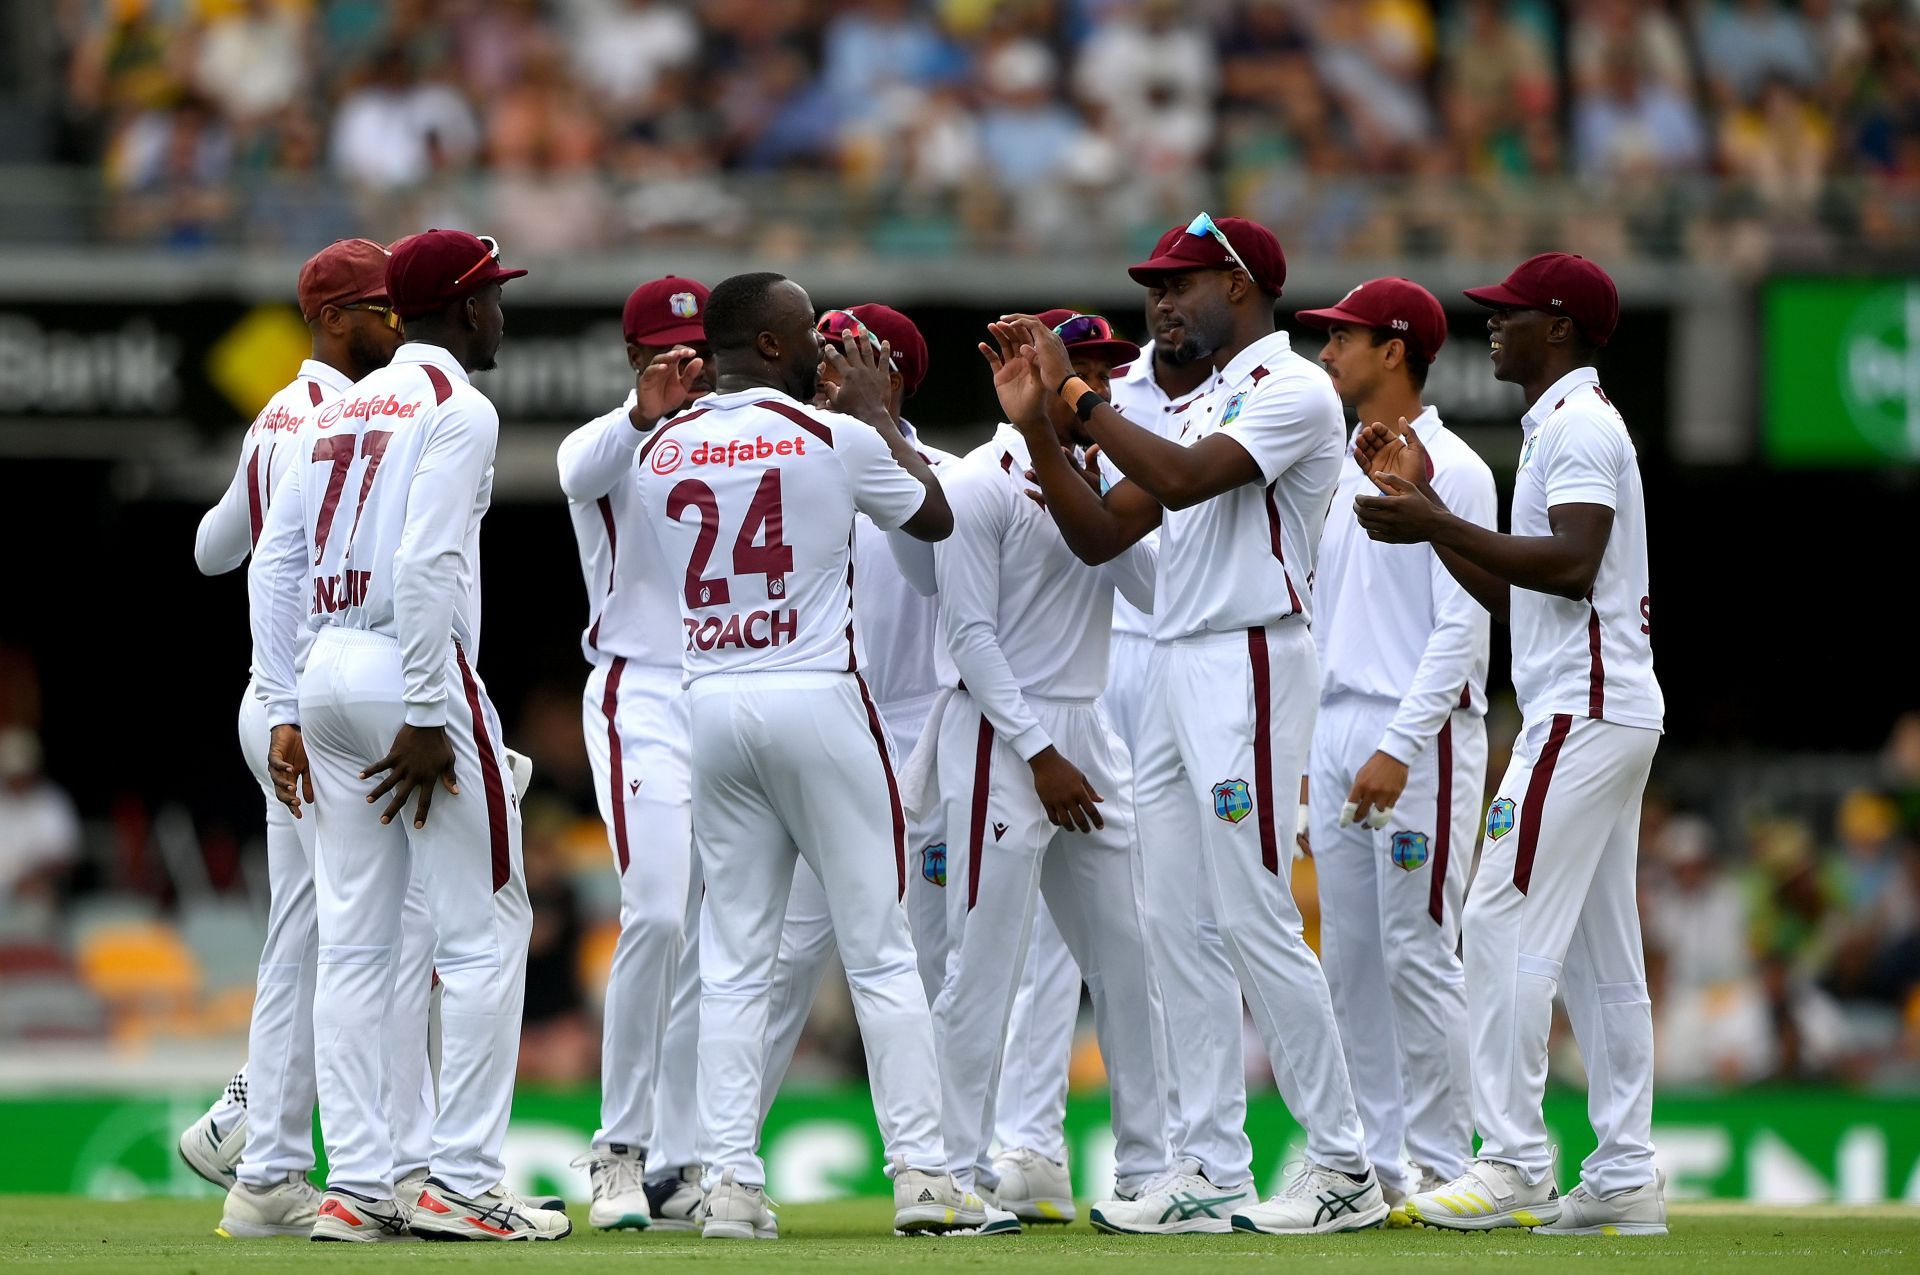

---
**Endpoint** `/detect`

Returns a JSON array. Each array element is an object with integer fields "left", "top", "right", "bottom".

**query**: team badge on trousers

[
  {"left": 1390, "top": 830, "right": 1430, "bottom": 871},
  {"left": 1212, "top": 779, "right": 1252, "bottom": 824},
  {"left": 1487, "top": 797, "right": 1516, "bottom": 840},
  {"left": 921, "top": 843, "right": 947, "bottom": 888}
]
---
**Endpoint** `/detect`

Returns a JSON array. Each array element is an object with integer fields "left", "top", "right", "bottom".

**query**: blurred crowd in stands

[
  {"left": 10, "top": 0, "right": 1912, "bottom": 260},
  {"left": 5, "top": 638, "right": 1919, "bottom": 1093}
]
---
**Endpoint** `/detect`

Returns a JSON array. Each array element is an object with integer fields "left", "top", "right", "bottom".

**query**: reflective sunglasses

[
  {"left": 341, "top": 301, "right": 402, "bottom": 331},
  {"left": 1051, "top": 313, "right": 1115, "bottom": 346},
  {"left": 817, "top": 309, "right": 898, "bottom": 369},
  {"left": 451, "top": 233, "right": 502, "bottom": 288},
  {"left": 1184, "top": 212, "right": 1254, "bottom": 282}
]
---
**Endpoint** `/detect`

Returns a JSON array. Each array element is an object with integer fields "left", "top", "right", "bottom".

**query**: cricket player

[
  {"left": 181, "top": 240, "right": 407, "bottom": 1238},
  {"left": 632, "top": 272, "right": 993, "bottom": 1239},
  {"left": 1355, "top": 253, "right": 1666, "bottom": 1236},
  {"left": 1295, "top": 278, "right": 1496, "bottom": 1218},
  {"left": 250, "top": 229, "right": 566, "bottom": 1241},
  {"left": 995, "top": 213, "right": 1387, "bottom": 1235},
  {"left": 932, "top": 309, "right": 1168, "bottom": 1223},
  {"left": 757, "top": 304, "right": 959, "bottom": 1104},
  {"left": 559, "top": 276, "right": 712, "bottom": 1231}
]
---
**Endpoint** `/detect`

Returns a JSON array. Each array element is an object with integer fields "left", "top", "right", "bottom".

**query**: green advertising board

[
  {"left": 1765, "top": 276, "right": 1920, "bottom": 465},
  {"left": 5, "top": 1087, "right": 1918, "bottom": 1205}
]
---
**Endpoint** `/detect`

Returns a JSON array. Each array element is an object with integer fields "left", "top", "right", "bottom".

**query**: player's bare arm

[
  {"left": 631, "top": 345, "right": 706, "bottom": 429},
  {"left": 824, "top": 339, "right": 953, "bottom": 541},
  {"left": 361, "top": 724, "right": 459, "bottom": 829},
  {"left": 980, "top": 328, "right": 1160, "bottom": 564},
  {"left": 1345, "top": 751, "right": 1409, "bottom": 827},
  {"left": 1028, "top": 747, "right": 1105, "bottom": 833},
  {"left": 266, "top": 724, "right": 315, "bottom": 819},
  {"left": 997, "top": 315, "right": 1264, "bottom": 511}
]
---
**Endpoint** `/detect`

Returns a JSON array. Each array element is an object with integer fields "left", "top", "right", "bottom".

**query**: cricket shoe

[
  {"left": 216, "top": 1172, "right": 321, "bottom": 1238},
  {"left": 1229, "top": 1163, "right": 1389, "bottom": 1235},
  {"left": 309, "top": 1189, "right": 411, "bottom": 1242},
  {"left": 991, "top": 1147, "right": 1074, "bottom": 1224},
  {"left": 892, "top": 1163, "right": 996, "bottom": 1235},
  {"left": 178, "top": 1104, "right": 246, "bottom": 1191},
  {"left": 574, "top": 1144, "right": 650, "bottom": 1230},
  {"left": 1404, "top": 1158, "right": 1560, "bottom": 1231},
  {"left": 1386, "top": 1165, "right": 1449, "bottom": 1228},
  {"left": 645, "top": 1164, "right": 704, "bottom": 1231},
  {"left": 1089, "top": 1169, "right": 1257, "bottom": 1234},
  {"left": 701, "top": 1169, "right": 778, "bottom": 1239},
  {"left": 1535, "top": 1171, "right": 1668, "bottom": 1236},
  {"left": 411, "top": 1177, "right": 573, "bottom": 1240}
]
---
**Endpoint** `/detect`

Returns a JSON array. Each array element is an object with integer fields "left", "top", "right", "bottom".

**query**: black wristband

[{"left": 1074, "top": 390, "right": 1103, "bottom": 422}]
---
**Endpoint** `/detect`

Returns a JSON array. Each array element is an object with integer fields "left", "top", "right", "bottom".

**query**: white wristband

[{"left": 1339, "top": 801, "right": 1394, "bottom": 830}]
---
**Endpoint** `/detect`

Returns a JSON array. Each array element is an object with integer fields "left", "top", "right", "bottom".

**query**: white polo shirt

[
  {"left": 1314, "top": 405, "right": 1497, "bottom": 765},
  {"left": 1509, "top": 366, "right": 1663, "bottom": 733},
  {"left": 1104, "top": 340, "right": 1206, "bottom": 638},
  {"left": 1150, "top": 329, "right": 1345, "bottom": 641}
]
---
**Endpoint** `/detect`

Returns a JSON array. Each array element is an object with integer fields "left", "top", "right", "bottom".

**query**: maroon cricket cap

[
  {"left": 1296, "top": 277, "right": 1447, "bottom": 363},
  {"left": 385, "top": 229, "right": 528, "bottom": 319},
  {"left": 1464, "top": 252, "right": 1618, "bottom": 347},
  {"left": 1036, "top": 307, "right": 1142, "bottom": 369},
  {"left": 1128, "top": 216, "right": 1287, "bottom": 296},
  {"left": 296, "top": 238, "right": 391, "bottom": 324},
  {"left": 623, "top": 275, "right": 709, "bottom": 347},
  {"left": 844, "top": 304, "right": 929, "bottom": 396}
]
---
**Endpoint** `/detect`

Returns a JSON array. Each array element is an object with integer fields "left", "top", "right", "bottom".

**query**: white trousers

[
  {"left": 1468, "top": 714, "right": 1659, "bottom": 1195},
  {"left": 689, "top": 671, "right": 943, "bottom": 1187},
  {"left": 235, "top": 683, "right": 437, "bottom": 1189},
  {"left": 1311, "top": 696, "right": 1483, "bottom": 1192},
  {"left": 1135, "top": 624, "right": 1369, "bottom": 1178},
  {"left": 582, "top": 657, "right": 700, "bottom": 1157},
  {"left": 932, "top": 692, "right": 1167, "bottom": 1195},
  {"left": 993, "top": 898, "right": 1079, "bottom": 1162},
  {"left": 302, "top": 629, "right": 530, "bottom": 1199}
]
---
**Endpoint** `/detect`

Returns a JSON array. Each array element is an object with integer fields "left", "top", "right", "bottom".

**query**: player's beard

[
  {"left": 792, "top": 358, "right": 821, "bottom": 404},
  {"left": 345, "top": 326, "right": 395, "bottom": 379}
]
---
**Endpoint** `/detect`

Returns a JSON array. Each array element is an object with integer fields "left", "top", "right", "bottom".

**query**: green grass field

[{"left": 4, "top": 1199, "right": 1918, "bottom": 1274}]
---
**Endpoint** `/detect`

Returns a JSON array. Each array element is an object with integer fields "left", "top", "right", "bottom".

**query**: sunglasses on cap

[
  {"left": 1052, "top": 313, "right": 1116, "bottom": 346},
  {"left": 1184, "top": 212, "right": 1254, "bottom": 282},
  {"left": 341, "top": 301, "right": 402, "bottom": 331},
  {"left": 816, "top": 310, "right": 898, "bottom": 370},
  {"left": 451, "top": 234, "right": 502, "bottom": 288}
]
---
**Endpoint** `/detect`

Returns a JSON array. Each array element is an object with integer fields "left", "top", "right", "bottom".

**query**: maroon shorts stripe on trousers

[
  {"left": 855, "top": 673, "right": 906, "bottom": 898},
  {"left": 1429, "top": 717, "right": 1453, "bottom": 925},
  {"left": 1246, "top": 627, "right": 1281, "bottom": 876},
  {"left": 966, "top": 715, "right": 994, "bottom": 910},
  {"left": 455, "top": 642, "right": 512, "bottom": 893},
  {"left": 1512, "top": 713, "right": 1573, "bottom": 896},
  {"left": 602, "top": 656, "right": 630, "bottom": 873}
]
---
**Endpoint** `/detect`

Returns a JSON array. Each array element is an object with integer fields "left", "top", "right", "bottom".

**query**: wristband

[
  {"left": 1055, "top": 373, "right": 1075, "bottom": 397},
  {"left": 1057, "top": 374, "right": 1093, "bottom": 407},
  {"left": 1074, "top": 390, "right": 1103, "bottom": 422}
]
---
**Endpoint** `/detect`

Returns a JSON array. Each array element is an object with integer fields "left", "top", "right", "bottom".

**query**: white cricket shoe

[
  {"left": 178, "top": 1104, "right": 246, "bottom": 1191},
  {"left": 701, "top": 1169, "right": 778, "bottom": 1239},
  {"left": 216, "top": 1172, "right": 321, "bottom": 1238},
  {"left": 1386, "top": 1164, "right": 1448, "bottom": 1228},
  {"left": 892, "top": 1164, "right": 991, "bottom": 1235},
  {"left": 1404, "top": 1158, "right": 1560, "bottom": 1231},
  {"left": 1089, "top": 1170, "right": 1257, "bottom": 1235},
  {"left": 645, "top": 1165, "right": 705, "bottom": 1231},
  {"left": 1229, "top": 1163, "right": 1389, "bottom": 1235},
  {"left": 574, "top": 1144, "right": 650, "bottom": 1230},
  {"left": 410, "top": 1177, "right": 573, "bottom": 1241},
  {"left": 310, "top": 1188, "right": 412, "bottom": 1242},
  {"left": 1535, "top": 1172, "right": 1668, "bottom": 1236},
  {"left": 992, "top": 1147, "right": 1074, "bottom": 1224}
]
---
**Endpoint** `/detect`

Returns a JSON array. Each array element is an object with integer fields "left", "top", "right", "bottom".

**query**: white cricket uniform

[
  {"left": 1124, "top": 329, "right": 1369, "bottom": 1180},
  {"left": 757, "top": 426, "right": 957, "bottom": 1130},
  {"left": 634, "top": 387, "right": 946, "bottom": 1187},
  {"left": 1097, "top": 343, "right": 1234, "bottom": 1179},
  {"left": 921, "top": 426, "right": 1167, "bottom": 1196},
  {"left": 1310, "top": 406, "right": 1496, "bottom": 1193},
  {"left": 250, "top": 343, "right": 530, "bottom": 1200},
  {"left": 201, "top": 362, "right": 437, "bottom": 1191},
  {"left": 560, "top": 391, "right": 704, "bottom": 1174},
  {"left": 1466, "top": 367, "right": 1663, "bottom": 1195}
]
